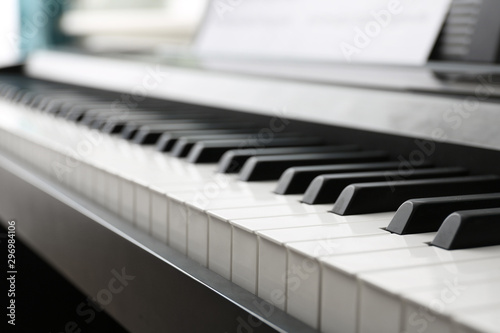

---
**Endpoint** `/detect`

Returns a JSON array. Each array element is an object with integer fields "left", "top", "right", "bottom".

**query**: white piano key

[
  {"left": 67, "top": 156, "right": 82, "bottom": 193},
  {"left": 320, "top": 245, "right": 500, "bottom": 333},
  {"left": 119, "top": 170, "right": 274, "bottom": 235},
  {"left": 135, "top": 179, "right": 151, "bottom": 232},
  {"left": 150, "top": 186, "right": 168, "bottom": 243},
  {"left": 402, "top": 278, "right": 500, "bottom": 333},
  {"left": 452, "top": 304, "right": 500, "bottom": 333},
  {"left": 40, "top": 145, "right": 52, "bottom": 178},
  {"left": 230, "top": 212, "right": 392, "bottom": 295},
  {"left": 36, "top": 144, "right": 47, "bottom": 173},
  {"left": 120, "top": 174, "right": 135, "bottom": 224},
  {"left": 48, "top": 147, "right": 64, "bottom": 181},
  {"left": 286, "top": 232, "right": 433, "bottom": 329},
  {"left": 187, "top": 204, "right": 210, "bottom": 265},
  {"left": 0, "top": 130, "right": 5, "bottom": 150},
  {"left": 232, "top": 226, "right": 260, "bottom": 293},
  {"left": 94, "top": 166, "right": 108, "bottom": 208},
  {"left": 0, "top": 131, "right": 7, "bottom": 151},
  {"left": 168, "top": 192, "right": 191, "bottom": 253},
  {"left": 257, "top": 221, "right": 388, "bottom": 311},
  {"left": 116, "top": 157, "right": 217, "bottom": 185},
  {"left": 207, "top": 203, "right": 331, "bottom": 279},
  {"left": 286, "top": 249, "right": 321, "bottom": 327},
  {"left": 167, "top": 186, "right": 277, "bottom": 255},
  {"left": 45, "top": 147, "right": 56, "bottom": 177},
  {"left": 185, "top": 195, "right": 304, "bottom": 267},
  {"left": 107, "top": 171, "right": 121, "bottom": 215},
  {"left": 82, "top": 162, "right": 95, "bottom": 199},
  {"left": 145, "top": 171, "right": 273, "bottom": 195},
  {"left": 23, "top": 137, "right": 34, "bottom": 165},
  {"left": 359, "top": 256, "right": 500, "bottom": 333},
  {"left": 16, "top": 136, "right": 26, "bottom": 161},
  {"left": 127, "top": 167, "right": 210, "bottom": 188}
]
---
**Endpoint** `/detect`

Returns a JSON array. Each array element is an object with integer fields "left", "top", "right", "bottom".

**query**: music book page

[{"left": 196, "top": 0, "right": 451, "bottom": 65}]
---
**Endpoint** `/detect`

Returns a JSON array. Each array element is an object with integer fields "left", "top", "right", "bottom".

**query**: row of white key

[{"left": 1, "top": 100, "right": 500, "bottom": 333}]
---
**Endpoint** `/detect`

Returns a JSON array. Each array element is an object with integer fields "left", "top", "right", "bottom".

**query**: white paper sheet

[{"left": 196, "top": 0, "right": 451, "bottom": 65}]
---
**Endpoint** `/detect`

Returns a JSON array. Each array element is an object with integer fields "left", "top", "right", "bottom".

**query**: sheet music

[{"left": 196, "top": 0, "right": 451, "bottom": 65}]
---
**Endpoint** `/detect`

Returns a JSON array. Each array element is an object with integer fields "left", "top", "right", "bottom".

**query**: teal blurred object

[{"left": 18, "top": 0, "right": 71, "bottom": 58}]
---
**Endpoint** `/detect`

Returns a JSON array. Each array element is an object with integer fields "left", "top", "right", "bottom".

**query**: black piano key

[
  {"left": 13, "top": 90, "right": 32, "bottom": 103},
  {"left": 121, "top": 123, "right": 146, "bottom": 140},
  {"left": 73, "top": 102, "right": 206, "bottom": 123},
  {"left": 134, "top": 122, "right": 256, "bottom": 145},
  {"left": 187, "top": 137, "right": 326, "bottom": 163},
  {"left": 64, "top": 104, "right": 170, "bottom": 120},
  {"left": 122, "top": 122, "right": 205, "bottom": 141},
  {"left": 18, "top": 91, "right": 37, "bottom": 105},
  {"left": 66, "top": 108, "right": 114, "bottom": 122},
  {"left": 0, "top": 88, "right": 9, "bottom": 99},
  {"left": 217, "top": 145, "right": 362, "bottom": 174},
  {"left": 432, "top": 208, "right": 500, "bottom": 250},
  {"left": 386, "top": 193, "right": 500, "bottom": 234},
  {"left": 26, "top": 95, "right": 63, "bottom": 112},
  {"left": 29, "top": 94, "right": 57, "bottom": 109},
  {"left": 102, "top": 117, "right": 158, "bottom": 134},
  {"left": 332, "top": 175, "right": 500, "bottom": 215},
  {"left": 239, "top": 151, "right": 389, "bottom": 181},
  {"left": 94, "top": 114, "right": 211, "bottom": 132},
  {"left": 132, "top": 123, "right": 220, "bottom": 145},
  {"left": 122, "top": 121, "right": 237, "bottom": 141},
  {"left": 101, "top": 113, "right": 208, "bottom": 134},
  {"left": 155, "top": 129, "right": 256, "bottom": 152},
  {"left": 274, "top": 161, "right": 434, "bottom": 195},
  {"left": 91, "top": 114, "right": 164, "bottom": 130},
  {"left": 49, "top": 100, "right": 109, "bottom": 115},
  {"left": 66, "top": 108, "right": 161, "bottom": 123},
  {"left": 0, "top": 85, "right": 9, "bottom": 97},
  {"left": 78, "top": 108, "right": 172, "bottom": 126},
  {"left": 10, "top": 89, "right": 29, "bottom": 103},
  {"left": 81, "top": 110, "right": 165, "bottom": 127},
  {"left": 302, "top": 167, "right": 468, "bottom": 205},
  {"left": 169, "top": 133, "right": 278, "bottom": 157},
  {"left": 1, "top": 86, "right": 19, "bottom": 100},
  {"left": 58, "top": 103, "right": 118, "bottom": 118},
  {"left": 0, "top": 84, "right": 13, "bottom": 96},
  {"left": 77, "top": 109, "right": 158, "bottom": 124}
]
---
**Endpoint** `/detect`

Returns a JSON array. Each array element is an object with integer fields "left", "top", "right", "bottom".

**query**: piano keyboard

[{"left": 1, "top": 74, "right": 500, "bottom": 333}]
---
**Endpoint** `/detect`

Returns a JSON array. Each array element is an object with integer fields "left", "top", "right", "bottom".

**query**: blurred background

[
  {"left": 0, "top": 0, "right": 208, "bottom": 67},
  {"left": 3, "top": 0, "right": 500, "bottom": 69},
  {"left": 3, "top": 0, "right": 500, "bottom": 86},
  {"left": 59, "top": 0, "right": 207, "bottom": 51}
]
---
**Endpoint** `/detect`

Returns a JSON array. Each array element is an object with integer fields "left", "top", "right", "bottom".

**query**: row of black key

[{"left": 2, "top": 77, "right": 500, "bottom": 250}]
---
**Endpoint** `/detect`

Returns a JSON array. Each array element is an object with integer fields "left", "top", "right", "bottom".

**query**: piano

[{"left": 2, "top": 1, "right": 500, "bottom": 332}]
